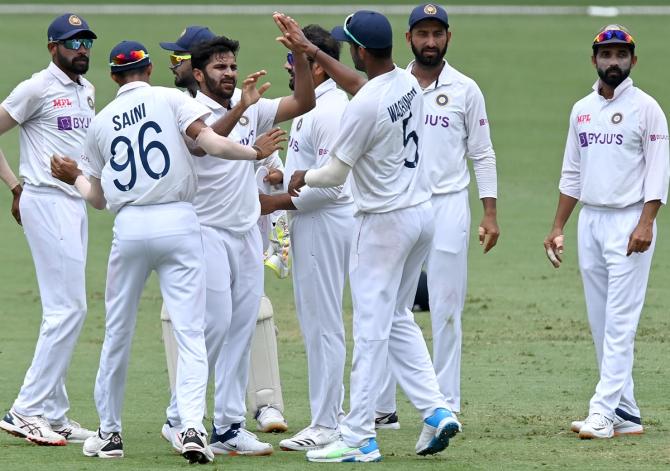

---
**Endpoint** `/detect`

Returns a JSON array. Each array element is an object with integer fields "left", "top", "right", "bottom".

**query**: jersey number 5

[
  {"left": 110, "top": 121, "right": 171, "bottom": 192},
  {"left": 402, "top": 112, "right": 419, "bottom": 168}
]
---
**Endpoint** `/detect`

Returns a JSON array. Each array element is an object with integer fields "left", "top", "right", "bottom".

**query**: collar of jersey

[
  {"left": 48, "top": 61, "right": 85, "bottom": 87},
  {"left": 315, "top": 78, "right": 337, "bottom": 100},
  {"left": 116, "top": 80, "right": 150, "bottom": 96},
  {"left": 406, "top": 59, "right": 453, "bottom": 90},
  {"left": 592, "top": 76, "right": 633, "bottom": 101}
]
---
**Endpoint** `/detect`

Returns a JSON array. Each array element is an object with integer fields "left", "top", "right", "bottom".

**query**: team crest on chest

[
  {"left": 238, "top": 115, "right": 249, "bottom": 126},
  {"left": 296, "top": 118, "right": 303, "bottom": 131},
  {"left": 611, "top": 112, "right": 623, "bottom": 125},
  {"left": 87, "top": 96, "right": 94, "bottom": 110},
  {"left": 424, "top": 4, "right": 437, "bottom": 14},
  {"left": 69, "top": 15, "right": 82, "bottom": 26},
  {"left": 435, "top": 94, "right": 449, "bottom": 106}
]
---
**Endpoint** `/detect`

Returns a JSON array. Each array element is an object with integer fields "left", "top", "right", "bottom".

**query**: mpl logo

[
  {"left": 577, "top": 114, "right": 590, "bottom": 124},
  {"left": 57, "top": 116, "right": 73, "bottom": 131},
  {"left": 53, "top": 98, "right": 72, "bottom": 109}
]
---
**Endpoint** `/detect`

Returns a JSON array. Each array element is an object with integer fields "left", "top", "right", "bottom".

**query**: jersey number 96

[{"left": 110, "top": 121, "right": 171, "bottom": 192}]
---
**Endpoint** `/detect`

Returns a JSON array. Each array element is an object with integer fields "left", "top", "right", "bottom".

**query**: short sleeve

[
  {"left": 167, "top": 89, "right": 211, "bottom": 134},
  {"left": 256, "top": 97, "right": 281, "bottom": 134},
  {"left": 80, "top": 125, "right": 104, "bottom": 179},
  {"left": 1, "top": 78, "right": 43, "bottom": 125}
]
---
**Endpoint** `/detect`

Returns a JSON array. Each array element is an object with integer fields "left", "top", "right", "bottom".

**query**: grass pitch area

[{"left": 1, "top": 7, "right": 669, "bottom": 471}]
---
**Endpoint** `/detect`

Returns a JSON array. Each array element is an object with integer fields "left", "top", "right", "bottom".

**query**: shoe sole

[
  {"left": 1, "top": 419, "right": 67, "bottom": 446},
  {"left": 375, "top": 423, "right": 400, "bottom": 430},
  {"left": 211, "top": 447, "right": 273, "bottom": 456},
  {"left": 417, "top": 421, "right": 460, "bottom": 456},
  {"left": 258, "top": 423, "right": 288, "bottom": 433},
  {"left": 578, "top": 430, "right": 613, "bottom": 439},
  {"left": 182, "top": 447, "right": 214, "bottom": 464},
  {"left": 83, "top": 449, "right": 124, "bottom": 458},
  {"left": 280, "top": 445, "right": 322, "bottom": 451},
  {"left": 308, "top": 452, "right": 382, "bottom": 463},
  {"left": 572, "top": 424, "right": 643, "bottom": 436}
]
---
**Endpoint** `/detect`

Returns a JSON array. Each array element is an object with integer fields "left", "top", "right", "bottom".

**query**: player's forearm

[
  {"left": 262, "top": 193, "right": 297, "bottom": 213},
  {"left": 481, "top": 197, "right": 497, "bottom": 216},
  {"left": 195, "top": 126, "right": 256, "bottom": 160},
  {"left": 304, "top": 157, "right": 350, "bottom": 188},
  {"left": 75, "top": 175, "right": 106, "bottom": 210},
  {"left": 308, "top": 45, "right": 366, "bottom": 95},
  {"left": 276, "top": 53, "right": 315, "bottom": 124},
  {"left": 637, "top": 200, "right": 662, "bottom": 226},
  {"left": 551, "top": 193, "right": 579, "bottom": 230},
  {"left": 0, "top": 149, "right": 20, "bottom": 190},
  {"left": 209, "top": 101, "right": 248, "bottom": 137}
]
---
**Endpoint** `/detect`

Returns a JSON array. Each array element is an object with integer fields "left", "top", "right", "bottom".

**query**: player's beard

[
  {"left": 57, "top": 49, "right": 89, "bottom": 75},
  {"left": 287, "top": 71, "right": 295, "bottom": 91},
  {"left": 204, "top": 73, "right": 236, "bottom": 101},
  {"left": 597, "top": 64, "right": 630, "bottom": 88},
  {"left": 411, "top": 42, "right": 447, "bottom": 67},
  {"left": 175, "top": 73, "right": 198, "bottom": 91}
]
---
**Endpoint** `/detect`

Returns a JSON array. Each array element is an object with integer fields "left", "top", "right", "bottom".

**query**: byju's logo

[
  {"left": 57, "top": 116, "right": 73, "bottom": 131},
  {"left": 579, "top": 132, "right": 623, "bottom": 147}
]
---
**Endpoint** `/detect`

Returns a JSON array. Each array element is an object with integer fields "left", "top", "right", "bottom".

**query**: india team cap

[
  {"left": 331, "top": 10, "right": 393, "bottom": 49},
  {"left": 109, "top": 40, "right": 152, "bottom": 73},
  {"left": 592, "top": 24, "right": 635, "bottom": 51},
  {"left": 159, "top": 26, "right": 216, "bottom": 53},
  {"left": 47, "top": 13, "right": 97, "bottom": 41},
  {"left": 408, "top": 4, "right": 449, "bottom": 30}
]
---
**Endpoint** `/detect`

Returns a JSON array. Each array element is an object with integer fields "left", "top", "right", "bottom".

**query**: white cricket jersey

[
  {"left": 559, "top": 78, "right": 669, "bottom": 207},
  {"left": 407, "top": 60, "right": 497, "bottom": 198},
  {"left": 331, "top": 67, "right": 431, "bottom": 214},
  {"left": 191, "top": 90, "right": 280, "bottom": 233},
  {"left": 284, "top": 79, "right": 353, "bottom": 212},
  {"left": 82, "top": 81, "right": 210, "bottom": 213},
  {"left": 1, "top": 62, "right": 95, "bottom": 197}
]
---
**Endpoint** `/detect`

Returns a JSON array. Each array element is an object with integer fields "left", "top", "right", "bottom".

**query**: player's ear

[
  {"left": 146, "top": 63, "right": 153, "bottom": 78},
  {"left": 192, "top": 67, "right": 203, "bottom": 83}
]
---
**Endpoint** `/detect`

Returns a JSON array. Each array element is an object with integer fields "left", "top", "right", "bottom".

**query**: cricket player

[
  {"left": 280, "top": 10, "right": 461, "bottom": 462},
  {"left": 158, "top": 26, "right": 290, "bottom": 436},
  {"left": 0, "top": 13, "right": 97, "bottom": 446},
  {"left": 376, "top": 3, "right": 499, "bottom": 425},
  {"left": 161, "top": 34, "right": 314, "bottom": 456},
  {"left": 259, "top": 24, "right": 354, "bottom": 451},
  {"left": 544, "top": 25, "right": 669, "bottom": 439},
  {"left": 50, "top": 40, "right": 285, "bottom": 462}
]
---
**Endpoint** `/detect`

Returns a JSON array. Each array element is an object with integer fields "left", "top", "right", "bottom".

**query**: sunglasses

[
  {"left": 57, "top": 38, "right": 94, "bottom": 50},
  {"left": 169, "top": 53, "right": 191, "bottom": 69},
  {"left": 593, "top": 29, "right": 635, "bottom": 45},
  {"left": 343, "top": 14, "right": 366, "bottom": 48},
  {"left": 286, "top": 52, "right": 314, "bottom": 66},
  {"left": 110, "top": 49, "right": 149, "bottom": 67}
]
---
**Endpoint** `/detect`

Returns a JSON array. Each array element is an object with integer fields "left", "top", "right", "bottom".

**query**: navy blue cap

[
  {"left": 109, "top": 40, "right": 152, "bottom": 73},
  {"left": 331, "top": 11, "right": 392, "bottom": 49},
  {"left": 159, "top": 26, "right": 216, "bottom": 53},
  {"left": 408, "top": 4, "right": 449, "bottom": 30},
  {"left": 48, "top": 13, "right": 97, "bottom": 41}
]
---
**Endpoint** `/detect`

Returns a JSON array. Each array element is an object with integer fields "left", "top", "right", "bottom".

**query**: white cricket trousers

[
  {"left": 377, "top": 189, "right": 470, "bottom": 414},
  {"left": 290, "top": 204, "right": 354, "bottom": 429},
  {"left": 13, "top": 185, "right": 87, "bottom": 423},
  {"left": 578, "top": 204, "right": 655, "bottom": 419},
  {"left": 95, "top": 202, "right": 208, "bottom": 433},
  {"left": 341, "top": 201, "right": 448, "bottom": 447}
]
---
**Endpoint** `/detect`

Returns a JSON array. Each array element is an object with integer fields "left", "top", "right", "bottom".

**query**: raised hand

[
  {"left": 273, "top": 12, "right": 314, "bottom": 54},
  {"left": 241, "top": 70, "right": 271, "bottom": 108},
  {"left": 253, "top": 128, "right": 287, "bottom": 159}
]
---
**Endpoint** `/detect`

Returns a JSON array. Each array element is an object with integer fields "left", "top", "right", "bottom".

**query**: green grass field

[{"left": 1, "top": 7, "right": 670, "bottom": 471}]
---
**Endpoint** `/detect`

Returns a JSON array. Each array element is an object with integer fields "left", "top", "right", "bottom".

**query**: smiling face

[
  {"left": 407, "top": 19, "right": 450, "bottom": 67},
  {"left": 592, "top": 44, "right": 636, "bottom": 89}
]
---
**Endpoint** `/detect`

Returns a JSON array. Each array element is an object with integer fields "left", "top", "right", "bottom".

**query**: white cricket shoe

[
  {"left": 578, "top": 413, "right": 614, "bottom": 439},
  {"left": 210, "top": 423, "right": 273, "bottom": 456},
  {"left": 256, "top": 405, "right": 288, "bottom": 433},
  {"left": 83, "top": 430, "right": 124, "bottom": 458},
  {"left": 160, "top": 419, "right": 182, "bottom": 452},
  {"left": 415, "top": 407, "right": 462, "bottom": 455},
  {"left": 0, "top": 408, "right": 66, "bottom": 446},
  {"left": 571, "top": 408, "right": 644, "bottom": 435},
  {"left": 180, "top": 427, "right": 214, "bottom": 464},
  {"left": 374, "top": 411, "right": 400, "bottom": 430},
  {"left": 50, "top": 419, "right": 96, "bottom": 443},
  {"left": 306, "top": 438, "right": 382, "bottom": 463},
  {"left": 279, "top": 425, "right": 340, "bottom": 451}
]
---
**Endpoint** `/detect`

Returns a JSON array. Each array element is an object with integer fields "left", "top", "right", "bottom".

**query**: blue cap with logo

[
  {"left": 159, "top": 26, "right": 216, "bottom": 53},
  {"left": 109, "top": 40, "right": 152, "bottom": 73},
  {"left": 331, "top": 10, "right": 393, "bottom": 49},
  {"left": 48, "top": 13, "right": 97, "bottom": 41},
  {"left": 408, "top": 3, "right": 449, "bottom": 30}
]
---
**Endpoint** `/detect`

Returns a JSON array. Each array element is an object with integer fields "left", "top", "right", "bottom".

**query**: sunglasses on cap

[
  {"left": 286, "top": 52, "right": 314, "bottom": 66},
  {"left": 110, "top": 49, "right": 149, "bottom": 67},
  {"left": 343, "top": 13, "right": 366, "bottom": 48},
  {"left": 56, "top": 38, "right": 94, "bottom": 50},
  {"left": 593, "top": 29, "right": 635, "bottom": 45},
  {"left": 169, "top": 53, "right": 191, "bottom": 69}
]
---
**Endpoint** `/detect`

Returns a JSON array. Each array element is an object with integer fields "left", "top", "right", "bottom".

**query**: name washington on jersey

[{"left": 387, "top": 87, "right": 418, "bottom": 123}]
